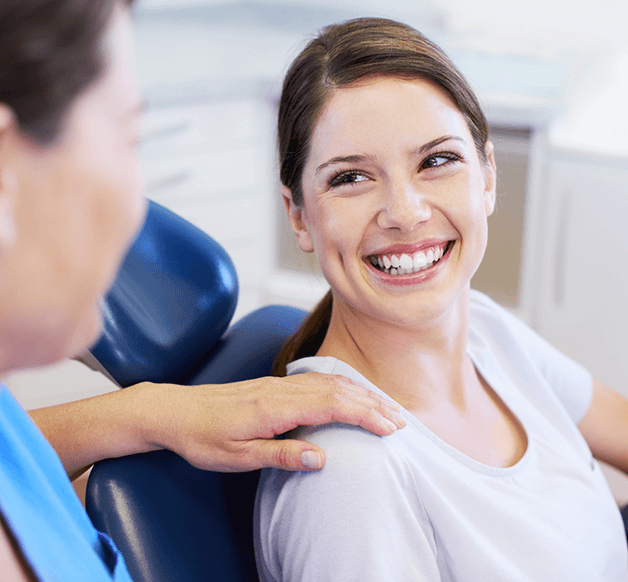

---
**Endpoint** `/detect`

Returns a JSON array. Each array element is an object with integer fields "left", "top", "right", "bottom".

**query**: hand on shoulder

[{"left": 127, "top": 373, "right": 406, "bottom": 473}]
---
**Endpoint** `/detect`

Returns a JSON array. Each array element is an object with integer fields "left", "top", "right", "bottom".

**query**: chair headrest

[{"left": 89, "top": 200, "right": 238, "bottom": 387}]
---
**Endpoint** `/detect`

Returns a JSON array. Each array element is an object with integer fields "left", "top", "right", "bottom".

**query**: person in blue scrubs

[{"left": 0, "top": 1, "right": 405, "bottom": 578}]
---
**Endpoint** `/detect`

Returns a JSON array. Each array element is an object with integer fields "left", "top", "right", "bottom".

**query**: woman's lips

[{"left": 366, "top": 240, "right": 454, "bottom": 276}]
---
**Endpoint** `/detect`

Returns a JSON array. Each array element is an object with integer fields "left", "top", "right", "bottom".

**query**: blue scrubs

[{"left": 0, "top": 384, "right": 133, "bottom": 581}]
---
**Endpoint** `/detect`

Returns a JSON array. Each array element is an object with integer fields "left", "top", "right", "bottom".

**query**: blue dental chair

[{"left": 84, "top": 200, "right": 306, "bottom": 582}]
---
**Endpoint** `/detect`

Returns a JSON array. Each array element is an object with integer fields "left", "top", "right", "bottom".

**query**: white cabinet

[
  {"left": 139, "top": 94, "right": 277, "bottom": 322},
  {"left": 532, "top": 153, "right": 628, "bottom": 395}
]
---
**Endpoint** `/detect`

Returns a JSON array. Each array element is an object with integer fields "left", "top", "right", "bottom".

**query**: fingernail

[
  {"left": 383, "top": 419, "right": 397, "bottom": 432},
  {"left": 301, "top": 450, "right": 323, "bottom": 470},
  {"left": 395, "top": 413, "right": 407, "bottom": 427}
]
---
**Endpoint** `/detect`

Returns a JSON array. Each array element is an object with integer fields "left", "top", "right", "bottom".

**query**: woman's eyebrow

[
  {"left": 314, "top": 136, "right": 466, "bottom": 175},
  {"left": 414, "top": 135, "right": 466, "bottom": 154},
  {"left": 315, "top": 153, "right": 377, "bottom": 175}
]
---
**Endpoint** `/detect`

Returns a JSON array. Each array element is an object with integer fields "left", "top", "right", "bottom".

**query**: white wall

[{"left": 439, "top": 0, "right": 628, "bottom": 54}]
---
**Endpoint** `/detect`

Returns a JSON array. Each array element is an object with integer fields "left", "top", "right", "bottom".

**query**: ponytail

[{"left": 272, "top": 290, "right": 333, "bottom": 376}]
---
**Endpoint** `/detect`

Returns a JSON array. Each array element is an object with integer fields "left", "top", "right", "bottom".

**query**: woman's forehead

[{"left": 307, "top": 77, "right": 470, "bottom": 161}]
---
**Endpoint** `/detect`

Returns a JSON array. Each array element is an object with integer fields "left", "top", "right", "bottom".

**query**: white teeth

[
  {"left": 370, "top": 242, "right": 450, "bottom": 276},
  {"left": 413, "top": 252, "right": 427, "bottom": 270},
  {"left": 399, "top": 254, "right": 413, "bottom": 270}
]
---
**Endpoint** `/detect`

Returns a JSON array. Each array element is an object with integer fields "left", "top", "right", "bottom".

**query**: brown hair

[
  {"left": 273, "top": 17, "right": 489, "bottom": 376},
  {"left": 0, "top": 0, "right": 135, "bottom": 144}
]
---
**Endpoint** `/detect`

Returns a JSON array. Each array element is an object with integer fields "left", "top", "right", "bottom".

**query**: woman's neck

[{"left": 317, "top": 287, "right": 473, "bottom": 412}]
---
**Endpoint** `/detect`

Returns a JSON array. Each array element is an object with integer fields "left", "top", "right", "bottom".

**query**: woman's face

[
  {"left": 0, "top": 5, "right": 146, "bottom": 371},
  {"left": 285, "top": 76, "right": 496, "bottom": 328}
]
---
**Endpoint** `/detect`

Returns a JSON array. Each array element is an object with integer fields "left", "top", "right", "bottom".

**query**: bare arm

[
  {"left": 578, "top": 379, "right": 628, "bottom": 474},
  {"left": 29, "top": 373, "right": 406, "bottom": 480}
]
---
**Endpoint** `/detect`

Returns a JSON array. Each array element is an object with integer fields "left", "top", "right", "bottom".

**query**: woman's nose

[{"left": 376, "top": 180, "right": 431, "bottom": 232}]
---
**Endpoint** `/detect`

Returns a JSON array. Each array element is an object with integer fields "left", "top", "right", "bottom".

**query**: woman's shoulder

[
  {"left": 257, "top": 419, "right": 429, "bottom": 546},
  {"left": 467, "top": 289, "right": 579, "bottom": 368},
  {"left": 468, "top": 289, "right": 540, "bottom": 352},
  {"left": 468, "top": 289, "right": 517, "bottom": 326},
  {"left": 287, "top": 356, "right": 370, "bottom": 386},
  {"left": 288, "top": 355, "right": 400, "bottom": 415},
  {"left": 292, "top": 420, "right": 401, "bottom": 474},
  {"left": 256, "top": 413, "right": 437, "bottom": 582},
  {"left": 467, "top": 290, "right": 593, "bottom": 423}
]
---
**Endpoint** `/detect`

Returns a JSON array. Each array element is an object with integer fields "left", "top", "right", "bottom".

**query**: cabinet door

[{"left": 536, "top": 158, "right": 628, "bottom": 394}]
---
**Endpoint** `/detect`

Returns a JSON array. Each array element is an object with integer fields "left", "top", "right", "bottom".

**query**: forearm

[
  {"left": 29, "top": 382, "right": 159, "bottom": 480},
  {"left": 28, "top": 373, "right": 405, "bottom": 479}
]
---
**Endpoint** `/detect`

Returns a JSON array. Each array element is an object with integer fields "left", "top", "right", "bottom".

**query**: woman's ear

[
  {"left": 0, "top": 105, "right": 17, "bottom": 251},
  {"left": 482, "top": 141, "right": 497, "bottom": 217},
  {"left": 282, "top": 185, "right": 314, "bottom": 253}
]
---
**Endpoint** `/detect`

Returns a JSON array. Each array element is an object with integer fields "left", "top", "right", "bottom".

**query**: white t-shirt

[{"left": 255, "top": 291, "right": 628, "bottom": 582}]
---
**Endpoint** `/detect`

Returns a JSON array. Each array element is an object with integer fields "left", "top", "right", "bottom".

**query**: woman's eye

[
  {"left": 421, "top": 152, "right": 461, "bottom": 170},
  {"left": 329, "top": 171, "right": 369, "bottom": 188}
]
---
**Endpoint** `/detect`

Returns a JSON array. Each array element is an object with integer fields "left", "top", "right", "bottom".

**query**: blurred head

[
  {"left": 278, "top": 17, "right": 490, "bottom": 207},
  {"left": 0, "top": 0, "right": 145, "bottom": 372}
]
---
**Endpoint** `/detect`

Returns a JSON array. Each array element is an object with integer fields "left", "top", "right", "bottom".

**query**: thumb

[{"left": 255, "top": 438, "right": 326, "bottom": 471}]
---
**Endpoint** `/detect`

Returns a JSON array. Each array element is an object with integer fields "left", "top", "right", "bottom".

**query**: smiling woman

[
  {"left": 255, "top": 17, "right": 628, "bottom": 582},
  {"left": 287, "top": 76, "right": 495, "bottom": 332}
]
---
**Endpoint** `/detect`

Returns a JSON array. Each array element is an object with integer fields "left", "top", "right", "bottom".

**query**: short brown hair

[{"left": 0, "top": 0, "right": 134, "bottom": 144}]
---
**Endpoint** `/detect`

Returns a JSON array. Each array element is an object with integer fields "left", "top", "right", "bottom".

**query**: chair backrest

[
  {"left": 90, "top": 200, "right": 239, "bottom": 387},
  {"left": 84, "top": 201, "right": 306, "bottom": 582}
]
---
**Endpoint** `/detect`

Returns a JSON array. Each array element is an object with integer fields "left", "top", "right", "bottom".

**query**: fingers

[
  {"left": 181, "top": 438, "right": 328, "bottom": 473},
  {"left": 163, "top": 373, "right": 407, "bottom": 474},
  {"left": 284, "top": 373, "right": 407, "bottom": 436},
  {"left": 253, "top": 439, "right": 326, "bottom": 471},
  {"left": 324, "top": 392, "right": 405, "bottom": 436}
]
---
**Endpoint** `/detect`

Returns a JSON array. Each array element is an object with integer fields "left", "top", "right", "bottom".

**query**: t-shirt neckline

[{"left": 287, "top": 353, "right": 533, "bottom": 476}]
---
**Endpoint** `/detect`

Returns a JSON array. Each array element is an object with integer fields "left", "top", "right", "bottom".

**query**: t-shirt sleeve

[
  {"left": 469, "top": 291, "right": 593, "bottom": 424},
  {"left": 255, "top": 424, "right": 441, "bottom": 582}
]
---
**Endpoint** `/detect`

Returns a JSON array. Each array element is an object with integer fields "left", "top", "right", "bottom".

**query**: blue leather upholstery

[
  {"left": 87, "top": 450, "right": 262, "bottom": 582},
  {"left": 85, "top": 200, "right": 307, "bottom": 582},
  {"left": 187, "top": 304, "right": 307, "bottom": 385},
  {"left": 90, "top": 200, "right": 238, "bottom": 387}
]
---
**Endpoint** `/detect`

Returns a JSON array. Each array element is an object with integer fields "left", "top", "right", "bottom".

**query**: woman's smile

[
  {"left": 285, "top": 75, "right": 496, "bottom": 326},
  {"left": 366, "top": 239, "right": 454, "bottom": 276}
]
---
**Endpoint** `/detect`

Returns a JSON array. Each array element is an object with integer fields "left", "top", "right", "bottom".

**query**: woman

[
  {"left": 0, "top": 2, "right": 406, "bottom": 579},
  {"left": 255, "top": 17, "right": 628, "bottom": 581}
]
